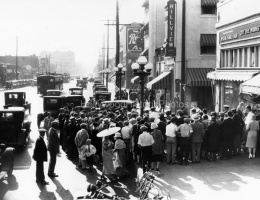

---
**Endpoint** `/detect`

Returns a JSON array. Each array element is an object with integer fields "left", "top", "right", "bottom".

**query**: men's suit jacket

[
  {"left": 33, "top": 136, "right": 47, "bottom": 162},
  {"left": 47, "top": 128, "right": 59, "bottom": 154}
]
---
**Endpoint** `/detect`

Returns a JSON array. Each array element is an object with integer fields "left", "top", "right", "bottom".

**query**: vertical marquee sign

[
  {"left": 166, "top": 0, "right": 176, "bottom": 57},
  {"left": 127, "top": 28, "right": 143, "bottom": 52}
]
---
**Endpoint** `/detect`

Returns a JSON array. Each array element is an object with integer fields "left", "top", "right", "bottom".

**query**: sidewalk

[{"left": 136, "top": 154, "right": 260, "bottom": 200}]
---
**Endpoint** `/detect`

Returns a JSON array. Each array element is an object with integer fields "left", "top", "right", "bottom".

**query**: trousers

[
  {"left": 36, "top": 161, "right": 45, "bottom": 182},
  {"left": 48, "top": 151, "right": 57, "bottom": 176},
  {"left": 166, "top": 137, "right": 177, "bottom": 163},
  {"left": 191, "top": 142, "right": 202, "bottom": 162},
  {"left": 141, "top": 146, "right": 153, "bottom": 173}
]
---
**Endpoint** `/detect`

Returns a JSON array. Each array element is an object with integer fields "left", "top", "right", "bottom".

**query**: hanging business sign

[
  {"left": 166, "top": 0, "right": 176, "bottom": 57},
  {"left": 219, "top": 20, "right": 260, "bottom": 44},
  {"left": 127, "top": 28, "right": 143, "bottom": 52}
]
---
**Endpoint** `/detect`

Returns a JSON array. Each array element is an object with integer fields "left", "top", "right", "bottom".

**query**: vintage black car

[
  {"left": 4, "top": 92, "right": 31, "bottom": 114},
  {"left": 93, "top": 86, "right": 108, "bottom": 94},
  {"left": 46, "top": 90, "right": 61, "bottom": 96},
  {"left": 43, "top": 96, "right": 64, "bottom": 118},
  {"left": 101, "top": 100, "right": 135, "bottom": 112},
  {"left": 94, "top": 91, "right": 111, "bottom": 102},
  {"left": 0, "top": 107, "right": 31, "bottom": 150},
  {"left": 0, "top": 144, "right": 15, "bottom": 180},
  {"left": 64, "top": 95, "right": 85, "bottom": 106},
  {"left": 76, "top": 80, "right": 87, "bottom": 89},
  {"left": 69, "top": 87, "right": 84, "bottom": 95}
]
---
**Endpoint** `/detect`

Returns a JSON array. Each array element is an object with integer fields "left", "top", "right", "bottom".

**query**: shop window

[
  {"left": 201, "top": 6, "right": 217, "bottom": 15},
  {"left": 239, "top": 48, "right": 242, "bottom": 67},
  {"left": 224, "top": 81, "right": 241, "bottom": 108},
  {"left": 250, "top": 47, "right": 255, "bottom": 67},
  {"left": 201, "top": 46, "right": 216, "bottom": 55},
  {"left": 244, "top": 48, "right": 248, "bottom": 67}
]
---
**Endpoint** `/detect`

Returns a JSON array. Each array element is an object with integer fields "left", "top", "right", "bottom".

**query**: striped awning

[
  {"left": 207, "top": 70, "right": 259, "bottom": 81},
  {"left": 201, "top": 34, "right": 216, "bottom": 47},
  {"left": 201, "top": 0, "right": 218, "bottom": 6},
  {"left": 187, "top": 68, "right": 214, "bottom": 87},
  {"left": 147, "top": 71, "right": 171, "bottom": 90},
  {"left": 140, "top": 48, "right": 148, "bottom": 56},
  {"left": 131, "top": 76, "right": 140, "bottom": 84},
  {"left": 241, "top": 73, "right": 260, "bottom": 95}
]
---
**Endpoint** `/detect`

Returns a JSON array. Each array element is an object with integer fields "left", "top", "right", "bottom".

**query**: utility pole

[
  {"left": 106, "top": 19, "right": 110, "bottom": 88},
  {"left": 116, "top": 0, "right": 120, "bottom": 87},
  {"left": 181, "top": 0, "right": 186, "bottom": 103},
  {"left": 15, "top": 36, "right": 18, "bottom": 80}
]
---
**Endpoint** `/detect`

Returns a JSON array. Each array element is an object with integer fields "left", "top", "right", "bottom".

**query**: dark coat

[
  {"left": 206, "top": 122, "right": 221, "bottom": 152},
  {"left": 232, "top": 114, "right": 245, "bottom": 136},
  {"left": 33, "top": 136, "right": 47, "bottom": 162},
  {"left": 47, "top": 128, "right": 59, "bottom": 153},
  {"left": 157, "top": 121, "right": 166, "bottom": 141},
  {"left": 221, "top": 118, "right": 234, "bottom": 142}
]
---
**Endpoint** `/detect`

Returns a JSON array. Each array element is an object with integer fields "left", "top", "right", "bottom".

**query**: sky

[{"left": 0, "top": 0, "right": 144, "bottom": 70}]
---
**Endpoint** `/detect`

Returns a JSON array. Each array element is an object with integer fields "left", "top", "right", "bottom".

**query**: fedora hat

[{"left": 140, "top": 125, "right": 148, "bottom": 132}]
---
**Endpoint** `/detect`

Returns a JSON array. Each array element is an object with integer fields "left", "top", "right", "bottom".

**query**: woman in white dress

[{"left": 246, "top": 114, "right": 259, "bottom": 158}]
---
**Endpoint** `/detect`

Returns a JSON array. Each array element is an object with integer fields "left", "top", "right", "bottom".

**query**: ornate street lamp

[
  {"left": 131, "top": 56, "right": 153, "bottom": 117},
  {"left": 114, "top": 63, "right": 126, "bottom": 99}
]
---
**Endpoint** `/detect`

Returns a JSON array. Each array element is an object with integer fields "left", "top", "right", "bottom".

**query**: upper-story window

[
  {"left": 201, "top": 0, "right": 217, "bottom": 15},
  {"left": 200, "top": 34, "right": 216, "bottom": 55}
]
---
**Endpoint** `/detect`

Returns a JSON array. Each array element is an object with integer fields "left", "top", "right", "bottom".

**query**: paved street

[{"left": 0, "top": 81, "right": 260, "bottom": 200}]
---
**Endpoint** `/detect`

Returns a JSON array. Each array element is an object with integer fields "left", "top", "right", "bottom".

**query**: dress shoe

[
  {"left": 42, "top": 181, "right": 49, "bottom": 185},
  {"left": 48, "top": 174, "right": 58, "bottom": 178}
]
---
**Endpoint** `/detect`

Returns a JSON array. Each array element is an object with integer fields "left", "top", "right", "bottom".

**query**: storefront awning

[
  {"left": 110, "top": 72, "right": 116, "bottom": 78},
  {"left": 147, "top": 71, "right": 171, "bottom": 90},
  {"left": 131, "top": 76, "right": 139, "bottom": 84},
  {"left": 201, "top": 0, "right": 218, "bottom": 6},
  {"left": 187, "top": 68, "right": 214, "bottom": 87},
  {"left": 241, "top": 73, "right": 260, "bottom": 95},
  {"left": 201, "top": 34, "right": 216, "bottom": 47},
  {"left": 140, "top": 48, "right": 148, "bottom": 57},
  {"left": 207, "top": 70, "right": 259, "bottom": 82}
]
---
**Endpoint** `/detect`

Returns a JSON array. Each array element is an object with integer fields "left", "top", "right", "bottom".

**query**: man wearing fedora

[
  {"left": 33, "top": 129, "right": 48, "bottom": 185},
  {"left": 190, "top": 114, "right": 205, "bottom": 163},
  {"left": 48, "top": 120, "right": 59, "bottom": 178}
]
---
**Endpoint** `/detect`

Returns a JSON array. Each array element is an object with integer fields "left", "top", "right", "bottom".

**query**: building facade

[
  {"left": 143, "top": 0, "right": 217, "bottom": 113},
  {"left": 207, "top": 0, "right": 260, "bottom": 111}
]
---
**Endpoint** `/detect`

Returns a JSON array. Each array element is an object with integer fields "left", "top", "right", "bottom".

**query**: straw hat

[{"left": 151, "top": 123, "right": 158, "bottom": 130}]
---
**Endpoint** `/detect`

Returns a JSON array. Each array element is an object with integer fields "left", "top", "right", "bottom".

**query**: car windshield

[{"left": 69, "top": 90, "right": 82, "bottom": 95}]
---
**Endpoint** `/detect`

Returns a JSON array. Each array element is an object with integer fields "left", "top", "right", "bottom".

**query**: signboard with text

[
  {"left": 166, "top": 0, "right": 176, "bottom": 57},
  {"left": 127, "top": 28, "right": 142, "bottom": 52},
  {"left": 219, "top": 20, "right": 260, "bottom": 44}
]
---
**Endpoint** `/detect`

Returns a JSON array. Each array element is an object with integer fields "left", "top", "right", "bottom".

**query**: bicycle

[{"left": 136, "top": 170, "right": 171, "bottom": 200}]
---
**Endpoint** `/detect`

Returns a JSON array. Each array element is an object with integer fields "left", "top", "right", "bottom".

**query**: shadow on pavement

[
  {"left": 0, "top": 175, "right": 19, "bottom": 200},
  {"left": 51, "top": 179, "right": 74, "bottom": 200}
]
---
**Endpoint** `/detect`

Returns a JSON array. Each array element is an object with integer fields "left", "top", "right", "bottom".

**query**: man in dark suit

[
  {"left": 48, "top": 121, "right": 59, "bottom": 178},
  {"left": 231, "top": 108, "right": 245, "bottom": 155},
  {"left": 33, "top": 129, "right": 48, "bottom": 185},
  {"left": 221, "top": 111, "right": 235, "bottom": 159}
]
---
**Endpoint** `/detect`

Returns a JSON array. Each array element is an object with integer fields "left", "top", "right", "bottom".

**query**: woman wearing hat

[
  {"left": 113, "top": 132, "right": 127, "bottom": 179},
  {"left": 246, "top": 114, "right": 259, "bottom": 158},
  {"left": 138, "top": 125, "right": 154, "bottom": 173},
  {"left": 101, "top": 136, "right": 116, "bottom": 181},
  {"left": 150, "top": 123, "right": 163, "bottom": 172}
]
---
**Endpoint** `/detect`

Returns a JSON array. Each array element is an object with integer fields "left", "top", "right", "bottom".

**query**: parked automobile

[
  {"left": 101, "top": 100, "right": 135, "bottom": 112},
  {"left": 69, "top": 87, "right": 84, "bottom": 95},
  {"left": 64, "top": 95, "right": 85, "bottom": 106},
  {"left": 94, "top": 91, "right": 111, "bottom": 103},
  {"left": 93, "top": 86, "right": 108, "bottom": 94},
  {"left": 76, "top": 80, "right": 87, "bottom": 89},
  {"left": 46, "top": 90, "right": 62, "bottom": 96},
  {"left": 0, "top": 144, "right": 15, "bottom": 180},
  {"left": 4, "top": 92, "right": 31, "bottom": 114},
  {"left": 0, "top": 107, "right": 31, "bottom": 150},
  {"left": 43, "top": 96, "right": 64, "bottom": 118}
]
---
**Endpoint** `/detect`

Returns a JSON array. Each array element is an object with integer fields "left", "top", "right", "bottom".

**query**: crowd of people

[{"left": 34, "top": 99, "right": 260, "bottom": 185}]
